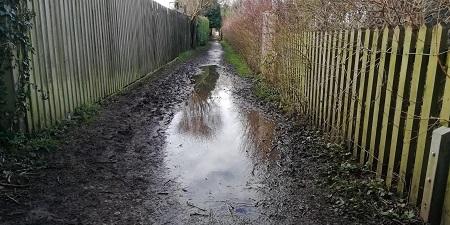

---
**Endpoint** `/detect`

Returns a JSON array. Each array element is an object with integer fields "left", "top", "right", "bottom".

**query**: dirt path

[{"left": 1, "top": 42, "right": 403, "bottom": 225}]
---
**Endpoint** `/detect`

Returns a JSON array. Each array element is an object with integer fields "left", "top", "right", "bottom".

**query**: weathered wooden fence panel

[
  {"left": 20, "top": 0, "right": 191, "bottom": 131},
  {"left": 264, "top": 22, "right": 450, "bottom": 223}
]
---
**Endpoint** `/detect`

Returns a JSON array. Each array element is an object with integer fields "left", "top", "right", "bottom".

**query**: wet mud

[{"left": 0, "top": 42, "right": 395, "bottom": 225}]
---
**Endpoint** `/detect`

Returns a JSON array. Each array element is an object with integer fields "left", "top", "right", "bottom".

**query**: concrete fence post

[{"left": 420, "top": 126, "right": 450, "bottom": 224}]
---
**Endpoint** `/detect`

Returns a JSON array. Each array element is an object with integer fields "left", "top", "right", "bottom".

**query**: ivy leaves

[{"left": 0, "top": 0, "right": 33, "bottom": 131}]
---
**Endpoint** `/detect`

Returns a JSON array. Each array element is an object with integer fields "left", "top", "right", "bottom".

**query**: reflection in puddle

[
  {"left": 176, "top": 66, "right": 221, "bottom": 139},
  {"left": 165, "top": 61, "right": 276, "bottom": 218}
]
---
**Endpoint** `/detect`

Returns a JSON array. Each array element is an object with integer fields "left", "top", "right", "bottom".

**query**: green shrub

[{"left": 196, "top": 16, "right": 210, "bottom": 46}]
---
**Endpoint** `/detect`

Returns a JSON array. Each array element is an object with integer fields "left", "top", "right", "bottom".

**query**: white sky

[{"left": 153, "top": 0, "right": 173, "bottom": 8}]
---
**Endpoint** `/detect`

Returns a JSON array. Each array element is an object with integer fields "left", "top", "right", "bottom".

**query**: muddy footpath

[{"left": 0, "top": 42, "right": 421, "bottom": 225}]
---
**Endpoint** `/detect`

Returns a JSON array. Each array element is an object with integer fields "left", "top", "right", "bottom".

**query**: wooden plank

[
  {"left": 26, "top": 0, "right": 39, "bottom": 131},
  {"left": 386, "top": 26, "right": 412, "bottom": 189},
  {"left": 361, "top": 28, "right": 379, "bottom": 167},
  {"left": 73, "top": 0, "right": 85, "bottom": 105},
  {"left": 311, "top": 32, "right": 320, "bottom": 124},
  {"left": 377, "top": 26, "right": 400, "bottom": 179},
  {"left": 398, "top": 25, "right": 427, "bottom": 194},
  {"left": 410, "top": 24, "right": 443, "bottom": 204},
  {"left": 336, "top": 30, "right": 349, "bottom": 139},
  {"left": 341, "top": 29, "right": 356, "bottom": 140},
  {"left": 104, "top": 0, "right": 112, "bottom": 95},
  {"left": 369, "top": 27, "right": 390, "bottom": 169},
  {"left": 43, "top": 0, "right": 61, "bottom": 122},
  {"left": 60, "top": 0, "right": 74, "bottom": 113},
  {"left": 86, "top": 0, "right": 96, "bottom": 101},
  {"left": 319, "top": 32, "right": 329, "bottom": 127},
  {"left": 307, "top": 31, "right": 314, "bottom": 118},
  {"left": 63, "top": 0, "right": 76, "bottom": 111},
  {"left": 34, "top": 0, "right": 51, "bottom": 127},
  {"left": 355, "top": 29, "right": 371, "bottom": 162},
  {"left": 331, "top": 30, "right": 343, "bottom": 136},
  {"left": 90, "top": 0, "right": 99, "bottom": 101},
  {"left": 309, "top": 32, "right": 318, "bottom": 121},
  {"left": 440, "top": 50, "right": 450, "bottom": 126},
  {"left": 28, "top": 0, "right": 45, "bottom": 129},
  {"left": 347, "top": 29, "right": 362, "bottom": 152},
  {"left": 439, "top": 50, "right": 450, "bottom": 225},
  {"left": 325, "top": 31, "right": 336, "bottom": 131},
  {"left": 55, "top": 0, "right": 69, "bottom": 117},
  {"left": 49, "top": 0, "right": 66, "bottom": 119},
  {"left": 79, "top": 0, "right": 90, "bottom": 103}
]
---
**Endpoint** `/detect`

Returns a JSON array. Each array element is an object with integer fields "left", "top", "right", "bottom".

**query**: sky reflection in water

[{"left": 165, "top": 59, "right": 276, "bottom": 216}]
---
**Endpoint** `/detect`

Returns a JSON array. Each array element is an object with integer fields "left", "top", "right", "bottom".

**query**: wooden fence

[
  {"left": 8, "top": 0, "right": 191, "bottom": 131},
  {"left": 265, "top": 24, "right": 450, "bottom": 223}
]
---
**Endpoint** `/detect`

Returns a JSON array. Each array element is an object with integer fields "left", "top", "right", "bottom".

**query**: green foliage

[
  {"left": 196, "top": 16, "right": 209, "bottom": 46},
  {"left": 205, "top": 1, "right": 222, "bottom": 29},
  {"left": 220, "top": 40, "right": 251, "bottom": 77},
  {"left": 0, "top": 1, "right": 34, "bottom": 130},
  {"left": 253, "top": 79, "right": 280, "bottom": 103},
  {"left": 319, "top": 144, "right": 422, "bottom": 224}
]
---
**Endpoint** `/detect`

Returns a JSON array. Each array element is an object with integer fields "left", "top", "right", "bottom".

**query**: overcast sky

[{"left": 153, "top": 0, "right": 172, "bottom": 8}]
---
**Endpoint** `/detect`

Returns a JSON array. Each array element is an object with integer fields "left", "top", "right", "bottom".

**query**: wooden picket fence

[
  {"left": 9, "top": 0, "right": 191, "bottom": 131},
  {"left": 268, "top": 24, "right": 450, "bottom": 222}
]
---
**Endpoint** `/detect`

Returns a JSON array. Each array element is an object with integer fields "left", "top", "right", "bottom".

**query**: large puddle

[{"left": 164, "top": 46, "right": 277, "bottom": 218}]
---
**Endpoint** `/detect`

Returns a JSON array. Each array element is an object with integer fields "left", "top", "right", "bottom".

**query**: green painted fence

[
  {"left": 266, "top": 24, "right": 450, "bottom": 223},
  {"left": 5, "top": 0, "right": 191, "bottom": 131}
]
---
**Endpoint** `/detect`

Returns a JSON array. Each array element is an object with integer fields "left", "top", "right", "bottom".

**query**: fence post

[{"left": 420, "top": 126, "right": 450, "bottom": 224}]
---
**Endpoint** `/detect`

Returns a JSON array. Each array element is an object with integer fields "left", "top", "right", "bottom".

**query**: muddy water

[{"left": 165, "top": 43, "right": 277, "bottom": 219}]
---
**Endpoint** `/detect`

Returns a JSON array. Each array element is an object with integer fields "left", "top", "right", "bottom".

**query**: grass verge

[
  {"left": 0, "top": 104, "right": 99, "bottom": 185},
  {"left": 220, "top": 40, "right": 252, "bottom": 77},
  {"left": 221, "top": 40, "right": 280, "bottom": 103}
]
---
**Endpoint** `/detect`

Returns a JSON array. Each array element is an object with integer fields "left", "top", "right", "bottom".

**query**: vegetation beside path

[
  {"left": 221, "top": 40, "right": 280, "bottom": 103},
  {"left": 221, "top": 41, "right": 423, "bottom": 224}
]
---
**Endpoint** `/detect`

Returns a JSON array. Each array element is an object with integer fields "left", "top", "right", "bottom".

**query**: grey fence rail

[{"left": 8, "top": 0, "right": 191, "bottom": 131}]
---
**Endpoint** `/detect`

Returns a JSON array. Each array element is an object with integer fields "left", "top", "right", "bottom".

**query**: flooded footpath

[
  {"left": 0, "top": 41, "right": 386, "bottom": 225},
  {"left": 165, "top": 63, "right": 277, "bottom": 219}
]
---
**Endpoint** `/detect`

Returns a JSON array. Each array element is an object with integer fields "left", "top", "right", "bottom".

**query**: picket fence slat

[
  {"left": 398, "top": 25, "right": 428, "bottom": 194},
  {"left": 336, "top": 30, "right": 349, "bottom": 139},
  {"left": 347, "top": 29, "right": 362, "bottom": 151},
  {"left": 386, "top": 26, "right": 412, "bottom": 189},
  {"left": 342, "top": 29, "right": 355, "bottom": 140},
  {"left": 361, "top": 28, "right": 379, "bottom": 166},
  {"left": 377, "top": 26, "right": 400, "bottom": 179},
  {"left": 355, "top": 29, "right": 371, "bottom": 163}
]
